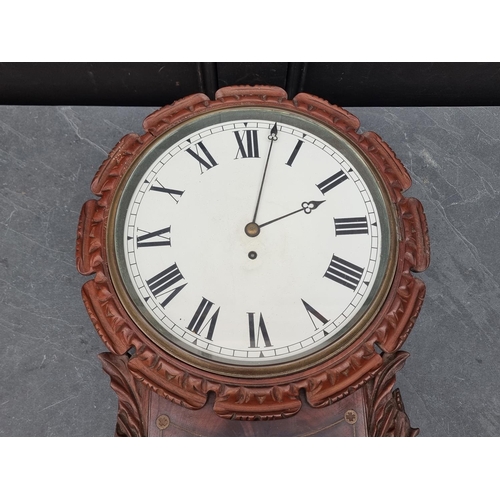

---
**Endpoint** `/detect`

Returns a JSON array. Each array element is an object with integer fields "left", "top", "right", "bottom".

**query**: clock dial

[{"left": 110, "top": 108, "right": 395, "bottom": 370}]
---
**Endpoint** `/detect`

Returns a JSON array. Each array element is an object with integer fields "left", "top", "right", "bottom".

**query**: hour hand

[
  {"left": 245, "top": 200, "right": 325, "bottom": 236},
  {"left": 260, "top": 200, "right": 325, "bottom": 227},
  {"left": 300, "top": 200, "right": 325, "bottom": 214}
]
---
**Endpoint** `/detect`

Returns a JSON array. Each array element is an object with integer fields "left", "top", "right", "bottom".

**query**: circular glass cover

[{"left": 110, "top": 107, "right": 395, "bottom": 372}]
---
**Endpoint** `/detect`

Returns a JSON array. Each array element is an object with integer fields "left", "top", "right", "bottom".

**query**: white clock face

[{"left": 112, "top": 108, "right": 394, "bottom": 370}]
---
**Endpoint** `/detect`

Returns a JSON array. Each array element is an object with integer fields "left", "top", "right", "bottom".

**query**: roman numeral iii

[
  {"left": 334, "top": 217, "right": 369, "bottom": 236},
  {"left": 324, "top": 255, "right": 364, "bottom": 290}
]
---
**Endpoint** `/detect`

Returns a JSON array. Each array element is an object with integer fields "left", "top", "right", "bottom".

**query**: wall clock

[{"left": 76, "top": 85, "right": 429, "bottom": 436}]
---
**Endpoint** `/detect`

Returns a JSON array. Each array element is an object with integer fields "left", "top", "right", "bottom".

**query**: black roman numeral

[
  {"left": 186, "top": 141, "right": 218, "bottom": 172},
  {"left": 324, "top": 255, "right": 364, "bottom": 291},
  {"left": 234, "top": 130, "right": 260, "bottom": 159},
  {"left": 286, "top": 139, "right": 304, "bottom": 166},
  {"left": 247, "top": 312, "right": 272, "bottom": 348},
  {"left": 334, "top": 217, "right": 369, "bottom": 236},
  {"left": 149, "top": 181, "right": 184, "bottom": 203},
  {"left": 187, "top": 298, "right": 220, "bottom": 341},
  {"left": 146, "top": 264, "right": 186, "bottom": 307},
  {"left": 317, "top": 170, "right": 348, "bottom": 194},
  {"left": 301, "top": 299, "right": 329, "bottom": 329},
  {"left": 158, "top": 283, "right": 186, "bottom": 308},
  {"left": 136, "top": 227, "right": 171, "bottom": 247}
]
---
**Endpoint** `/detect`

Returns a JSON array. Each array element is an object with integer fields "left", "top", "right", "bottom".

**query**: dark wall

[{"left": 1, "top": 62, "right": 499, "bottom": 106}]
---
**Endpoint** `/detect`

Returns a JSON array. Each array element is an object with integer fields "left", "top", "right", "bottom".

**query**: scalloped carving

[
  {"left": 293, "top": 92, "right": 361, "bottom": 131},
  {"left": 360, "top": 131, "right": 412, "bottom": 193},
  {"left": 91, "top": 133, "right": 145, "bottom": 197},
  {"left": 77, "top": 85, "right": 429, "bottom": 424},
  {"left": 215, "top": 85, "right": 287, "bottom": 101},
  {"left": 143, "top": 93, "right": 210, "bottom": 136}
]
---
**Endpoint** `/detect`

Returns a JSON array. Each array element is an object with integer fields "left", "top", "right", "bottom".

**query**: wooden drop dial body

[{"left": 76, "top": 85, "right": 429, "bottom": 436}]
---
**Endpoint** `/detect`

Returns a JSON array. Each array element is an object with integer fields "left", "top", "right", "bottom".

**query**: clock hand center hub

[{"left": 245, "top": 221, "right": 261, "bottom": 238}]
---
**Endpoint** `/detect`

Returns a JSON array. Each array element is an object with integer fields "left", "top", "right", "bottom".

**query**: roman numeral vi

[{"left": 247, "top": 312, "right": 272, "bottom": 348}]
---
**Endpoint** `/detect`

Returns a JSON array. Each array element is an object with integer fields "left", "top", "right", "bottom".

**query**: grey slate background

[{"left": 1, "top": 105, "right": 499, "bottom": 436}]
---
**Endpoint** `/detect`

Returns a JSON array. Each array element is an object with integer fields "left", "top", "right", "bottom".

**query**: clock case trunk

[{"left": 99, "top": 349, "right": 417, "bottom": 437}]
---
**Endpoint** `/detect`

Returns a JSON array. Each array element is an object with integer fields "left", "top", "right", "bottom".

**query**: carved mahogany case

[{"left": 76, "top": 85, "right": 429, "bottom": 436}]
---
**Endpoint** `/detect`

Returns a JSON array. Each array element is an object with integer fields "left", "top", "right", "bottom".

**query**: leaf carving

[
  {"left": 98, "top": 352, "right": 146, "bottom": 437},
  {"left": 364, "top": 351, "right": 418, "bottom": 437}
]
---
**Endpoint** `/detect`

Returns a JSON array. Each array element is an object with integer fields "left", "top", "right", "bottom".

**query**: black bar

[
  {"left": 198, "top": 62, "right": 218, "bottom": 100},
  {"left": 1, "top": 63, "right": 499, "bottom": 106},
  {"left": 285, "top": 62, "right": 308, "bottom": 98}
]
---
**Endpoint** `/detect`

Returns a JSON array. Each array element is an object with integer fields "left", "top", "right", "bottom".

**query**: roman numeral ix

[{"left": 136, "top": 226, "right": 171, "bottom": 247}]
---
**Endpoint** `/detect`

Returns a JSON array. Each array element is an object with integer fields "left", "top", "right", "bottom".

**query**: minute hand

[
  {"left": 259, "top": 200, "right": 326, "bottom": 229},
  {"left": 252, "top": 122, "right": 278, "bottom": 223}
]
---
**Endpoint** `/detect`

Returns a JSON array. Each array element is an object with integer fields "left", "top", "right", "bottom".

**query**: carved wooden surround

[{"left": 76, "top": 86, "right": 429, "bottom": 436}]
